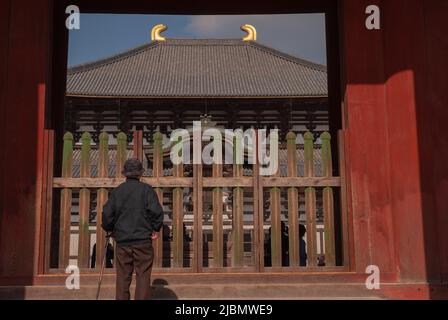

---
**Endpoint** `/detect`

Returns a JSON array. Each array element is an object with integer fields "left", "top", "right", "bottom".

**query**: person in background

[
  {"left": 102, "top": 158, "right": 163, "bottom": 300},
  {"left": 90, "top": 241, "right": 114, "bottom": 268},
  {"left": 263, "top": 222, "right": 290, "bottom": 267},
  {"left": 299, "top": 224, "right": 308, "bottom": 266},
  {"left": 281, "top": 221, "right": 289, "bottom": 266},
  {"left": 162, "top": 224, "right": 172, "bottom": 242}
]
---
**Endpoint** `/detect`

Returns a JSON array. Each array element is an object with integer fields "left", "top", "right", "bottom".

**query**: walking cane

[{"left": 96, "top": 232, "right": 112, "bottom": 300}]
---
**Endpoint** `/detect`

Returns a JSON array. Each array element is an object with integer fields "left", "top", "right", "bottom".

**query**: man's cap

[{"left": 122, "top": 158, "right": 144, "bottom": 177}]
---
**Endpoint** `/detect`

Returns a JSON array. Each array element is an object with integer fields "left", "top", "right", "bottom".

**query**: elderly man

[{"left": 102, "top": 158, "right": 163, "bottom": 300}]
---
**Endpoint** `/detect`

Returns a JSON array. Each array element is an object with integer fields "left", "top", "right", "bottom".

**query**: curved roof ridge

[
  {"left": 68, "top": 38, "right": 326, "bottom": 74},
  {"left": 161, "top": 38, "right": 245, "bottom": 42},
  {"left": 247, "top": 41, "right": 327, "bottom": 72},
  {"left": 67, "top": 42, "right": 158, "bottom": 74}
]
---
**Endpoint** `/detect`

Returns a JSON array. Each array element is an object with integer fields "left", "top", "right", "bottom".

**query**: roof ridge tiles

[
  {"left": 247, "top": 42, "right": 327, "bottom": 72},
  {"left": 67, "top": 42, "right": 158, "bottom": 74},
  {"left": 68, "top": 38, "right": 326, "bottom": 74}
]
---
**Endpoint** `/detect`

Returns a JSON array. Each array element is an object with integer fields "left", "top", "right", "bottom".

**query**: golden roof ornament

[
  {"left": 151, "top": 24, "right": 167, "bottom": 41},
  {"left": 241, "top": 24, "right": 257, "bottom": 41}
]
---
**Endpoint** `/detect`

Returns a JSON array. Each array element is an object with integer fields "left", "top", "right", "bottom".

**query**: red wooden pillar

[
  {"left": 0, "top": 0, "right": 50, "bottom": 283},
  {"left": 381, "top": 0, "right": 446, "bottom": 283},
  {"left": 341, "top": 0, "right": 396, "bottom": 275}
]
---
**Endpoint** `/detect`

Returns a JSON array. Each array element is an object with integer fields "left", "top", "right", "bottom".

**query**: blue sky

[{"left": 68, "top": 14, "right": 327, "bottom": 67}]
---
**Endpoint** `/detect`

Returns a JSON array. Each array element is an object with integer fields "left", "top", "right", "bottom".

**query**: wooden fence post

[
  {"left": 116, "top": 132, "right": 127, "bottom": 177},
  {"left": 78, "top": 132, "right": 91, "bottom": 268},
  {"left": 269, "top": 139, "right": 282, "bottom": 267},
  {"left": 286, "top": 131, "right": 299, "bottom": 267},
  {"left": 304, "top": 132, "right": 317, "bottom": 267},
  {"left": 113, "top": 131, "right": 128, "bottom": 267},
  {"left": 253, "top": 130, "right": 263, "bottom": 271},
  {"left": 95, "top": 131, "right": 109, "bottom": 268},
  {"left": 172, "top": 136, "right": 184, "bottom": 268},
  {"left": 58, "top": 132, "right": 73, "bottom": 268},
  {"left": 152, "top": 131, "right": 163, "bottom": 268},
  {"left": 321, "top": 131, "right": 335, "bottom": 266},
  {"left": 232, "top": 137, "right": 244, "bottom": 267},
  {"left": 212, "top": 149, "right": 223, "bottom": 267}
]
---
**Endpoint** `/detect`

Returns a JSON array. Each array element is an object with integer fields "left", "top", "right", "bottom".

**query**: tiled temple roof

[{"left": 67, "top": 39, "right": 327, "bottom": 98}]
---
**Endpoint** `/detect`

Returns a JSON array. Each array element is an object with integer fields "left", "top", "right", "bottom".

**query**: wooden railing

[{"left": 48, "top": 129, "right": 345, "bottom": 273}]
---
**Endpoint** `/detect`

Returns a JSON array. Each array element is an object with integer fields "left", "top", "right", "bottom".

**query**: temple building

[
  {"left": 59, "top": 25, "right": 338, "bottom": 272},
  {"left": 64, "top": 24, "right": 330, "bottom": 143}
]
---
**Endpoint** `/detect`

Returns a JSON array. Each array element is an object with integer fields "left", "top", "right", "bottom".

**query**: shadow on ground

[{"left": 150, "top": 279, "right": 178, "bottom": 300}]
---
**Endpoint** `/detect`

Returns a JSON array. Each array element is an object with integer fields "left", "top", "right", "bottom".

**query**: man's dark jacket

[{"left": 102, "top": 178, "right": 163, "bottom": 246}]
